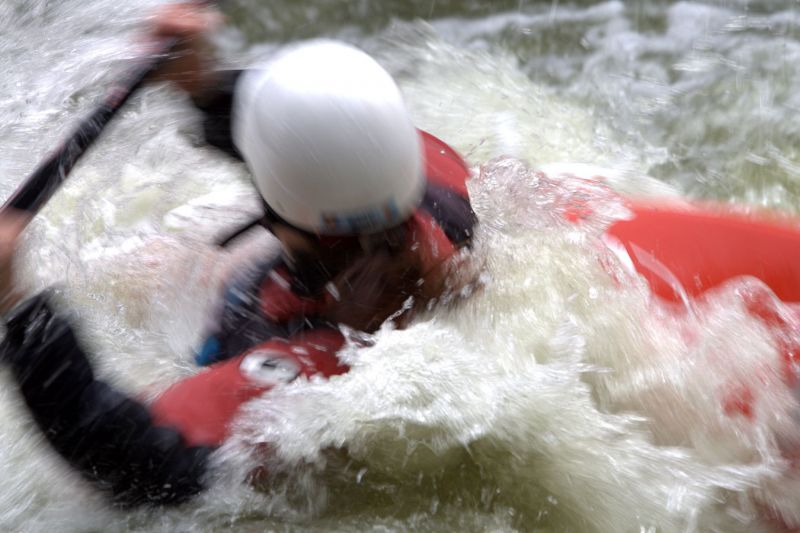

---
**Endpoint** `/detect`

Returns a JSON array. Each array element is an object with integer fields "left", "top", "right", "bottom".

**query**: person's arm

[
  {"left": 0, "top": 213, "right": 210, "bottom": 506},
  {"left": 145, "top": 3, "right": 244, "bottom": 160},
  {"left": 1, "top": 291, "right": 212, "bottom": 506},
  {"left": 418, "top": 131, "right": 478, "bottom": 248},
  {"left": 191, "top": 69, "right": 244, "bottom": 160},
  {"left": 146, "top": 3, "right": 223, "bottom": 101}
]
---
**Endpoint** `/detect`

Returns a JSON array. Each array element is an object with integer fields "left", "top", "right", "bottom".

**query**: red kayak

[
  {"left": 551, "top": 165, "right": 800, "bottom": 423},
  {"left": 608, "top": 200, "right": 800, "bottom": 304}
]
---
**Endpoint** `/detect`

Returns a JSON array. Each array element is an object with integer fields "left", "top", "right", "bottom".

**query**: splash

[{"left": 211, "top": 159, "right": 800, "bottom": 531}]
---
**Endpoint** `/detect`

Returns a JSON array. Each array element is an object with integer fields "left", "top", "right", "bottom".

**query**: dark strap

[
  {"left": 419, "top": 182, "right": 477, "bottom": 247},
  {"left": 215, "top": 217, "right": 264, "bottom": 247}
]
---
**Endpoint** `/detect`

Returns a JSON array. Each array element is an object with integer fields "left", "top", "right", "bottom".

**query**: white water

[{"left": 3, "top": 1, "right": 800, "bottom": 531}]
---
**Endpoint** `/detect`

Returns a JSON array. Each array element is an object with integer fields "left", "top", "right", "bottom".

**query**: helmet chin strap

[
  {"left": 215, "top": 199, "right": 409, "bottom": 297},
  {"left": 213, "top": 215, "right": 353, "bottom": 296},
  {"left": 214, "top": 200, "right": 314, "bottom": 248},
  {"left": 215, "top": 216, "right": 265, "bottom": 248}
]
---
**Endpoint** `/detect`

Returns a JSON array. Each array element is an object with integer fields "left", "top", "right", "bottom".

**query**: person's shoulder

[
  {"left": 418, "top": 130, "right": 470, "bottom": 198},
  {"left": 192, "top": 70, "right": 244, "bottom": 111}
]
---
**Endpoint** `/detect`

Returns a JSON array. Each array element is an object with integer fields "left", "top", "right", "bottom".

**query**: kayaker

[{"left": 0, "top": 2, "right": 476, "bottom": 506}]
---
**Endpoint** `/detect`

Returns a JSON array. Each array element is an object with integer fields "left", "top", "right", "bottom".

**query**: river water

[{"left": 3, "top": 1, "right": 800, "bottom": 531}]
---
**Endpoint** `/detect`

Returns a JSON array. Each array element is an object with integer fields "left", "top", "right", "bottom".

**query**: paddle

[
  {"left": 1, "top": 2, "right": 259, "bottom": 249},
  {"left": 0, "top": 36, "right": 180, "bottom": 215}
]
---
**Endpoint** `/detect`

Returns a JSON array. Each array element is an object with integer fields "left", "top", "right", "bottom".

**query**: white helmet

[{"left": 233, "top": 40, "right": 425, "bottom": 235}]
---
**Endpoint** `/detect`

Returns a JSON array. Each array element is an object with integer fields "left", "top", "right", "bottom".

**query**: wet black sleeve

[
  {"left": 421, "top": 182, "right": 478, "bottom": 248},
  {"left": 1, "top": 292, "right": 212, "bottom": 507},
  {"left": 192, "top": 70, "right": 245, "bottom": 161}
]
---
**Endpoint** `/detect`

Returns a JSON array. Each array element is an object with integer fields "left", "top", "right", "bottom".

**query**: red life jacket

[{"left": 151, "top": 130, "right": 472, "bottom": 447}]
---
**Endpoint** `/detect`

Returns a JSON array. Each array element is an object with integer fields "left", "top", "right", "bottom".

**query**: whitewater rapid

[{"left": 3, "top": 1, "right": 800, "bottom": 531}]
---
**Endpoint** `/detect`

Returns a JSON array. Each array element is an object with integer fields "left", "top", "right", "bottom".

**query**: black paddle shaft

[{"left": 2, "top": 36, "right": 179, "bottom": 215}]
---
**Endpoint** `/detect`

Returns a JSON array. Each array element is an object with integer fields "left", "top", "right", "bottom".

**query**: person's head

[
  {"left": 233, "top": 39, "right": 425, "bottom": 261},
  {"left": 232, "top": 40, "right": 443, "bottom": 332}
]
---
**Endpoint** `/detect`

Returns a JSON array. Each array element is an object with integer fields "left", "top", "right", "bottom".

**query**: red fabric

[
  {"left": 408, "top": 210, "right": 457, "bottom": 274},
  {"left": 419, "top": 130, "right": 470, "bottom": 197},
  {"left": 259, "top": 266, "right": 327, "bottom": 322},
  {"left": 151, "top": 329, "right": 347, "bottom": 447}
]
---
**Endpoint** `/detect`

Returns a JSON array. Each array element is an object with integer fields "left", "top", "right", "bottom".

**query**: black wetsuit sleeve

[
  {"left": 1, "top": 292, "right": 212, "bottom": 507},
  {"left": 421, "top": 182, "right": 478, "bottom": 248},
  {"left": 193, "top": 70, "right": 245, "bottom": 161}
]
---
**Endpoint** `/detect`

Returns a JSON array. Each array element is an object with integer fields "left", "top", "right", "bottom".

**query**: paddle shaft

[{"left": 1, "top": 36, "right": 180, "bottom": 215}]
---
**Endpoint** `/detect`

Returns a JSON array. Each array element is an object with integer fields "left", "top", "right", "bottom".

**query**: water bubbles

[{"left": 5, "top": 0, "right": 800, "bottom": 530}]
